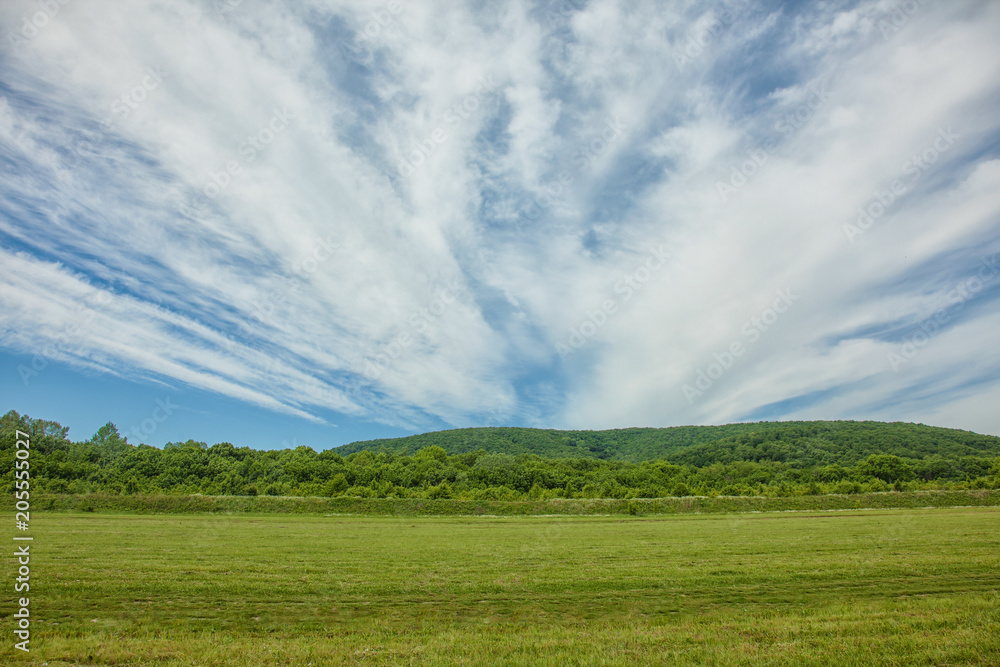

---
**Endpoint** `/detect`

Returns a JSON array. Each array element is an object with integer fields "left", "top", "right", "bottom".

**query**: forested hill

[
  {"left": 3, "top": 411, "right": 999, "bottom": 499},
  {"left": 333, "top": 421, "right": 1000, "bottom": 468}
]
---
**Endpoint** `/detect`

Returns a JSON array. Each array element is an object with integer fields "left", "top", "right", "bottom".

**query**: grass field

[{"left": 4, "top": 508, "right": 999, "bottom": 665}]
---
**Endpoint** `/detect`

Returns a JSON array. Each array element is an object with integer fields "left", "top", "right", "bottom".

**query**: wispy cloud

[{"left": 1, "top": 0, "right": 999, "bottom": 436}]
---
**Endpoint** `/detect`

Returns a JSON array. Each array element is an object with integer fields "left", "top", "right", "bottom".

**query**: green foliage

[
  {"left": 326, "top": 473, "right": 348, "bottom": 496},
  {"left": 20, "top": 489, "right": 1000, "bottom": 516},
  {"left": 427, "top": 482, "right": 453, "bottom": 499},
  {"left": 859, "top": 454, "right": 914, "bottom": 483},
  {"left": 331, "top": 420, "right": 1000, "bottom": 465},
  {"left": 4, "top": 410, "right": 1000, "bottom": 503},
  {"left": 416, "top": 445, "right": 448, "bottom": 462}
]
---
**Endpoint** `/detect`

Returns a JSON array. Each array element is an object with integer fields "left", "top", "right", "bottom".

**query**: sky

[{"left": 1, "top": 0, "right": 999, "bottom": 450}]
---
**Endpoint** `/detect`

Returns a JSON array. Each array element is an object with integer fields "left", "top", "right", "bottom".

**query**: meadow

[{"left": 4, "top": 507, "right": 999, "bottom": 665}]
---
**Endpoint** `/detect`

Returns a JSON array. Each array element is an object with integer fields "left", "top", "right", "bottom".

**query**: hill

[
  {"left": 4, "top": 411, "right": 998, "bottom": 501},
  {"left": 332, "top": 420, "right": 1000, "bottom": 468}
]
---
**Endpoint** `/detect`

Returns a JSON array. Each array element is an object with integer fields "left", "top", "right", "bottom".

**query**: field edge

[{"left": 9, "top": 488, "right": 1000, "bottom": 516}]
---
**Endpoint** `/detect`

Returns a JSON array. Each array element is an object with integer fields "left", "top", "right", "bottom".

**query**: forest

[{"left": 4, "top": 410, "right": 999, "bottom": 500}]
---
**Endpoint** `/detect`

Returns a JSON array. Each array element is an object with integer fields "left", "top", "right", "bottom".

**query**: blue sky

[{"left": 1, "top": 0, "right": 999, "bottom": 450}]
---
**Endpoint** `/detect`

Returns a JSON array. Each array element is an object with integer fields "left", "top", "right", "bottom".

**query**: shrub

[
  {"left": 427, "top": 482, "right": 453, "bottom": 499},
  {"left": 833, "top": 480, "right": 861, "bottom": 495}
]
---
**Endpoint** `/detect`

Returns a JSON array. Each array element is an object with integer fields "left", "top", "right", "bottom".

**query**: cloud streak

[{"left": 1, "top": 0, "right": 999, "bottom": 437}]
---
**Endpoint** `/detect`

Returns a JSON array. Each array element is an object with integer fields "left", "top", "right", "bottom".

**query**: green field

[{"left": 5, "top": 508, "right": 1000, "bottom": 665}]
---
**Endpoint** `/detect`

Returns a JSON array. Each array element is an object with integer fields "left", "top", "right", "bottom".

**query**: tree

[
  {"left": 124, "top": 476, "right": 140, "bottom": 494},
  {"left": 91, "top": 423, "right": 130, "bottom": 459},
  {"left": 427, "top": 482, "right": 453, "bottom": 499},
  {"left": 326, "top": 474, "right": 348, "bottom": 496},
  {"left": 415, "top": 445, "right": 448, "bottom": 462},
  {"left": 858, "top": 454, "right": 913, "bottom": 483}
]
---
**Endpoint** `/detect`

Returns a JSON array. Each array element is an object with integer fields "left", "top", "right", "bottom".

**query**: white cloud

[{"left": 1, "top": 0, "right": 998, "bottom": 435}]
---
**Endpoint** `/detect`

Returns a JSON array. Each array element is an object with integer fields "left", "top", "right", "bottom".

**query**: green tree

[
  {"left": 415, "top": 445, "right": 448, "bottom": 462},
  {"left": 427, "top": 482, "right": 453, "bottom": 499},
  {"left": 858, "top": 454, "right": 914, "bottom": 483},
  {"left": 326, "top": 473, "right": 348, "bottom": 496},
  {"left": 124, "top": 476, "right": 140, "bottom": 494}
]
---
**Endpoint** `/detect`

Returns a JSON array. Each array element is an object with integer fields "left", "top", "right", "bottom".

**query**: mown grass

[{"left": 3, "top": 508, "right": 999, "bottom": 665}]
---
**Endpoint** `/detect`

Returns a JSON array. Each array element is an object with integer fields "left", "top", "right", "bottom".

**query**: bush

[
  {"left": 833, "top": 481, "right": 861, "bottom": 495},
  {"left": 46, "top": 479, "right": 69, "bottom": 494},
  {"left": 865, "top": 479, "right": 890, "bottom": 493},
  {"left": 427, "top": 482, "right": 453, "bottom": 499},
  {"left": 124, "top": 476, "right": 140, "bottom": 494},
  {"left": 325, "top": 474, "right": 348, "bottom": 496}
]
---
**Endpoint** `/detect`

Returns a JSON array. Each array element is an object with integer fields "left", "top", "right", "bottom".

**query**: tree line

[
  {"left": 334, "top": 420, "right": 1000, "bottom": 465},
  {"left": 3, "top": 410, "right": 999, "bottom": 500}
]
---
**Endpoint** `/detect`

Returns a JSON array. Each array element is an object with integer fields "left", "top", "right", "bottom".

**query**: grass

[
  {"left": 27, "top": 488, "right": 1000, "bottom": 516},
  {"left": 3, "top": 508, "right": 999, "bottom": 665}
]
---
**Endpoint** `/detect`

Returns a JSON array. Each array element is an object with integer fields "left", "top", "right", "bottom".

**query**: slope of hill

[
  {"left": 4, "top": 411, "right": 997, "bottom": 500},
  {"left": 333, "top": 420, "right": 1000, "bottom": 468}
]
